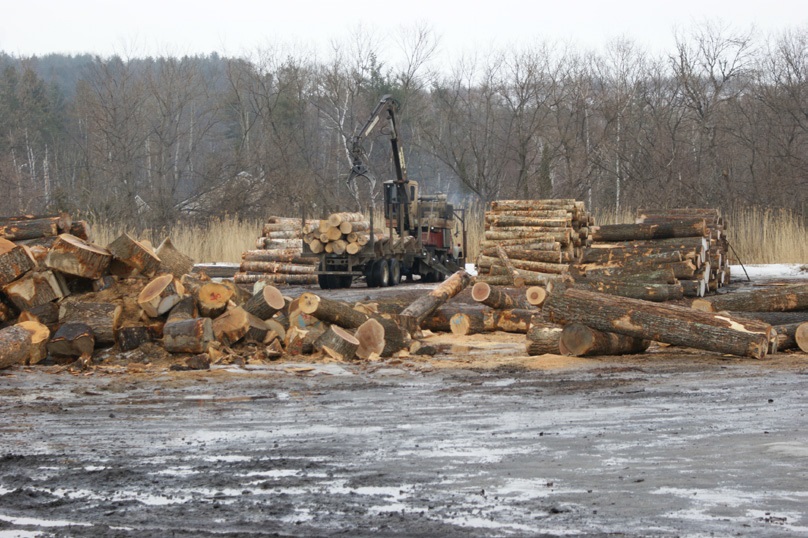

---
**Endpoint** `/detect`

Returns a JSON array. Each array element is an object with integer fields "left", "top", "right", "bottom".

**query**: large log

[
  {"left": 797, "top": 323, "right": 808, "bottom": 353},
  {"left": 580, "top": 247, "right": 685, "bottom": 265},
  {"left": 591, "top": 219, "right": 707, "bottom": 242},
  {"left": 115, "top": 325, "right": 157, "bottom": 351},
  {"left": 772, "top": 322, "right": 805, "bottom": 352},
  {"left": 483, "top": 229, "right": 571, "bottom": 243},
  {"left": 46, "top": 234, "right": 111, "bottom": 279},
  {"left": 692, "top": 283, "right": 808, "bottom": 313},
  {"left": 195, "top": 282, "right": 233, "bottom": 318},
  {"left": 477, "top": 256, "right": 570, "bottom": 275},
  {"left": 242, "top": 249, "right": 318, "bottom": 265},
  {"left": 155, "top": 237, "right": 195, "bottom": 278},
  {"left": 107, "top": 233, "right": 161, "bottom": 277},
  {"left": 486, "top": 215, "right": 572, "bottom": 228},
  {"left": 571, "top": 265, "right": 679, "bottom": 285},
  {"left": 16, "top": 320, "right": 50, "bottom": 364},
  {"left": 233, "top": 272, "right": 318, "bottom": 285},
  {"left": 574, "top": 260, "right": 697, "bottom": 280},
  {"left": 58, "top": 300, "right": 122, "bottom": 346},
  {"left": 480, "top": 246, "right": 564, "bottom": 264},
  {"left": 525, "top": 317, "right": 564, "bottom": 355},
  {"left": 327, "top": 212, "right": 365, "bottom": 227},
  {"left": 163, "top": 318, "right": 213, "bottom": 354},
  {"left": 48, "top": 323, "right": 95, "bottom": 359},
  {"left": 138, "top": 274, "right": 185, "bottom": 317},
  {"left": 0, "top": 217, "right": 59, "bottom": 241},
  {"left": 725, "top": 311, "right": 808, "bottom": 326},
  {"left": 559, "top": 323, "right": 650, "bottom": 357},
  {"left": 354, "top": 318, "right": 385, "bottom": 359},
  {"left": 313, "top": 325, "right": 360, "bottom": 360},
  {"left": 471, "top": 282, "right": 517, "bottom": 310},
  {"left": 2, "top": 270, "right": 67, "bottom": 310},
  {"left": 525, "top": 286, "right": 548, "bottom": 307},
  {"left": 571, "top": 280, "right": 684, "bottom": 302},
  {"left": 450, "top": 311, "right": 487, "bottom": 335},
  {"left": 243, "top": 285, "right": 286, "bottom": 320},
  {"left": 212, "top": 306, "right": 251, "bottom": 346},
  {"left": 0, "top": 325, "right": 33, "bottom": 369},
  {"left": 489, "top": 308, "right": 534, "bottom": 333},
  {"left": 543, "top": 288, "right": 772, "bottom": 359},
  {"left": 399, "top": 270, "right": 472, "bottom": 326},
  {"left": 490, "top": 199, "right": 577, "bottom": 212},
  {"left": 590, "top": 236, "right": 709, "bottom": 252},
  {"left": 0, "top": 238, "right": 36, "bottom": 285},
  {"left": 420, "top": 305, "right": 485, "bottom": 333},
  {"left": 239, "top": 261, "right": 316, "bottom": 274}
]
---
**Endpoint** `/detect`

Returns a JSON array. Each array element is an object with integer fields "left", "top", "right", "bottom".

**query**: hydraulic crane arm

[{"left": 348, "top": 94, "right": 408, "bottom": 186}]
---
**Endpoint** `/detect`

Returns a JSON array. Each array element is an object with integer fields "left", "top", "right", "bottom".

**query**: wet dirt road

[{"left": 2, "top": 346, "right": 808, "bottom": 537}]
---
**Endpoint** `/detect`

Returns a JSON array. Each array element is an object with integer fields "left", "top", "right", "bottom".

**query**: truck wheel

[
  {"left": 388, "top": 258, "right": 401, "bottom": 286},
  {"left": 372, "top": 259, "right": 390, "bottom": 287},
  {"left": 339, "top": 275, "right": 353, "bottom": 288},
  {"left": 318, "top": 273, "right": 333, "bottom": 290}
]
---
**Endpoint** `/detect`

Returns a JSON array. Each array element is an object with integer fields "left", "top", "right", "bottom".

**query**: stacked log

[
  {"left": 235, "top": 216, "right": 319, "bottom": 286},
  {"left": 636, "top": 208, "right": 729, "bottom": 292},
  {"left": 476, "top": 199, "right": 592, "bottom": 287},
  {"left": 572, "top": 209, "right": 726, "bottom": 299}
]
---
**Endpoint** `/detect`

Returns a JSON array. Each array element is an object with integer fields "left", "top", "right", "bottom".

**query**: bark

[
  {"left": 313, "top": 325, "right": 360, "bottom": 360},
  {"left": 420, "top": 305, "right": 485, "bottom": 333},
  {"left": 0, "top": 217, "right": 58, "bottom": 241},
  {"left": 0, "top": 325, "right": 33, "bottom": 368},
  {"left": 449, "top": 311, "right": 486, "bottom": 335},
  {"left": 163, "top": 318, "right": 213, "bottom": 354},
  {"left": 772, "top": 322, "right": 804, "bottom": 352},
  {"left": 68, "top": 220, "right": 91, "bottom": 241},
  {"left": 490, "top": 309, "right": 533, "bottom": 333},
  {"left": 572, "top": 280, "right": 685, "bottom": 302},
  {"left": 471, "top": 282, "right": 517, "bottom": 310},
  {"left": 570, "top": 265, "right": 679, "bottom": 285},
  {"left": 490, "top": 199, "right": 577, "bottom": 212},
  {"left": 46, "top": 234, "right": 111, "bottom": 279},
  {"left": 525, "top": 317, "right": 564, "bottom": 355},
  {"left": 327, "top": 212, "right": 365, "bottom": 227},
  {"left": 692, "top": 283, "right": 808, "bottom": 313},
  {"left": 243, "top": 285, "right": 286, "bottom": 320},
  {"left": 544, "top": 288, "right": 772, "bottom": 359},
  {"left": 2, "top": 270, "right": 67, "bottom": 310},
  {"left": 399, "top": 270, "right": 472, "bottom": 326},
  {"left": 580, "top": 248, "right": 686, "bottom": 265},
  {"left": 680, "top": 279, "right": 707, "bottom": 298},
  {"left": 477, "top": 256, "right": 569, "bottom": 275},
  {"left": 242, "top": 249, "right": 318, "bottom": 265},
  {"left": 212, "top": 306, "right": 251, "bottom": 346},
  {"left": 483, "top": 230, "right": 571, "bottom": 244},
  {"left": 155, "top": 237, "right": 195, "bottom": 278},
  {"left": 480, "top": 246, "right": 563, "bottom": 264},
  {"left": 725, "top": 311, "right": 808, "bottom": 325},
  {"left": 559, "top": 323, "right": 650, "bottom": 357},
  {"left": 0, "top": 238, "right": 36, "bottom": 285},
  {"left": 107, "top": 233, "right": 161, "bottom": 277},
  {"left": 233, "top": 272, "right": 318, "bottom": 285},
  {"left": 115, "top": 325, "right": 157, "bottom": 351},
  {"left": 48, "top": 322, "right": 95, "bottom": 358},
  {"left": 591, "top": 219, "right": 707, "bottom": 241},
  {"left": 58, "top": 300, "right": 122, "bottom": 346}
]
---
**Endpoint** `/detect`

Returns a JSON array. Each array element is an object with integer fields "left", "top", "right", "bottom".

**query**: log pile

[
  {"left": 234, "top": 216, "right": 319, "bottom": 286},
  {"left": 475, "top": 199, "right": 592, "bottom": 287},
  {"left": 571, "top": 208, "right": 727, "bottom": 299}
]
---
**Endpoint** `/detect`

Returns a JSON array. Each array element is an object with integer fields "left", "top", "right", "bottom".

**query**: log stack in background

[
  {"left": 235, "top": 216, "right": 319, "bottom": 286},
  {"left": 571, "top": 208, "right": 727, "bottom": 300},
  {"left": 475, "top": 199, "right": 593, "bottom": 287},
  {"left": 303, "top": 211, "right": 401, "bottom": 258}
]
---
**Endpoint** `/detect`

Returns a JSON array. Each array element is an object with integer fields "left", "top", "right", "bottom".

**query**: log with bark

[
  {"left": 0, "top": 324, "right": 34, "bottom": 369},
  {"left": 590, "top": 219, "right": 707, "bottom": 242},
  {"left": 399, "top": 270, "right": 472, "bottom": 326},
  {"left": 163, "top": 317, "right": 213, "bottom": 354},
  {"left": 313, "top": 325, "right": 360, "bottom": 360},
  {"left": 477, "top": 255, "right": 570, "bottom": 275},
  {"left": 525, "top": 286, "right": 548, "bottom": 307},
  {"left": 0, "top": 216, "right": 60, "bottom": 241},
  {"left": 0, "top": 238, "right": 36, "bottom": 285},
  {"left": 242, "top": 249, "right": 319, "bottom": 265},
  {"left": 195, "top": 282, "right": 234, "bottom": 318},
  {"left": 571, "top": 280, "right": 685, "bottom": 302},
  {"left": 471, "top": 282, "right": 521, "bottom": 310},
  {"left": 559, "top": 323, "right": 650, "bottom": 357},
  {"left": 543, "top": 288, "right": 772, "bottom": 359},
  {"left": 797, "top": 323, "right": 808, "bottom": 353},
  {"left": 48, "top": 322, "right": 95, "bottom": 359},
  {"left": 525, "top": 317, "right": 564, "bottom": 355},
  {"left": 107, "top": 233, "right": 161, "bottom": 277},
  {"left": 691, "top": 283, "right": 808, "bottom": 313},
  {"left": 480, "top": 246, "right": 565, "bottom": 264},
  {"left": 16, "top": 320, "right": 50, "bottom": 364},
  {"left": 354, "top": 318, "right": 385, "bottom": 359},
  {"left": 570, "top": 265, "right": 679, "bottom": 285},
  {"left": 212, "top": 306, "right": 251, "bottom": 346},
  {"left": 233, "top": 272, "right": 318, "bottom": 285},
  {"left": 155, "top": 237, "right": 195, "bottom": 278},
  {"left": 580, "top": 247, "right": 686, "bottom": 265},
  {"left": 2, "top": 270, "right": 67, "bottom": 310},
  {"left": 243, "top": 285, "right": 286, "bottom": 320},
  {"left": 115, "top": 325, "right": 157, "bottom": 351},
  {"left": 58, "top": 300, "right": 122, "bottom": 346},
  {"left": 138, "top": 274, "right": 185, "bottom": 317},
  {"left": 46, "top": 234, "right": 112, "bottom": 279}
]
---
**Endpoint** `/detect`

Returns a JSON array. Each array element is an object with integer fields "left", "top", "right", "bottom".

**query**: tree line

[{"left": 0, "top": 21, "right": 806, "bottom": 231}]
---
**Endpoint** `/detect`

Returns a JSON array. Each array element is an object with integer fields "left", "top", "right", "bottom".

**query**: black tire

[
  {"left": 318, "top": 273, "right": 332, "bottom": 290},
  {"left": 339, "top": 275, "right": 353, "bottom": 288},
  {"left": 388, "top": 258, "right": 401, "bottom": 286},
  {"left": 373, "top": 259, "right": 391, "bottom": 287},
  {"left": 366, "top": 265, "right": 379, "bottom": 288}
]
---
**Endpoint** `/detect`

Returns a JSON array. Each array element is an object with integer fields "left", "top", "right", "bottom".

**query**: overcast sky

[{"left": 1, "top": 0, "right": 806, "bottom": 61}]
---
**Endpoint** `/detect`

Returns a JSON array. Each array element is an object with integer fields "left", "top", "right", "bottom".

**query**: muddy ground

[{"left": 1, "top": 282, "right": 808, "bottom": 537}]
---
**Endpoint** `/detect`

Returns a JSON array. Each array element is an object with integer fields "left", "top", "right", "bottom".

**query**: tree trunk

[
  {"left": 0, "top": 217, "right": 59, "bottom": 241},
  {"left": 115, "top": 325, "right": 156, "bottom": 351},
  {"left": 559, "top": 323, "right": 650, "bottom": 357},
  {"left": 138, "top": 274, "right": 185, "bottom": 317},
  {"left": 543, "top": 288, "right": 772, "bottom": 359},
  {"left": 58, "top": 300, "right": 122, "bottom": 346},
  {"left": 591, "top": 219, "right": 707, "bottom": 241},
  {"left": 525, "top": 286, "right": 548, "bottom": 307},
  {"left": 233, "top": 272, "right": 318, "bottom": 285},
  {"left": 68, "top": 220, "right": 91, "bottom": 241},
  {"left": 525, "top": 318, "right": 563, "bottom": 355},
  {"left": 580, "top": 248, "right": 686, "bottom": 265},
  {"left": 420, "top": 305, "right": 485, "bottom": 333},
  {"left": 195, "top": 282, "right": 234, "bottom": 318},
  {"left": 0, "top": 238, "right": 36, "bottom": 285},
  {"left": 485, "top": 214, "right": 571, "bottom": 227},
  {"left": 726, "top": 311, "right": 808, "bottom": 325},
  {"left": 483, "top": 230, "right": 571, "bottom": 244},
  {"left": 680, "top": 279, "right": 706, "bottom": 298},
  {"left": 107, "top": 233, "right": 161, "bottom": 277},
  {"left": 212, "top": 306, "right": 251, "bottom": 346},
  {"left": 571, "top": 265, "right": 679, "bottom": 285},
  {"left": 400, "top": 270, "right": 472, "bottom": 326},
  {"left": 692, "top": 283, "right": 808, "bottom": 313},
  {"left": 2, "top": 270, "right": 67, "bottom": 310},
  {"left": 242, "top": 249, "right": 318, "bottom": 265},
  {"left": 472, "top": 282, "right": 518, "bottom": 310},
  {"left": 450, "top": 311, "right": 487, "bottom": 335},
  {"left": 572, "top": 280, "right": 684, "bottom": 302},
  {"left": 477, "top": 256, "right": 569, "bottom": 275},
  {"left": 480, "top": 246, "right": 563, "bottom": 264},
  {"left": 46, "top": 234, "right": 112, "bottom": 279},
  {"left": 240, "top": 261, "right": 315, "bottom": 274},
  {"left": 48, "top": 322, "right": 95, "bottom": 358},
  {"left": 796, "top": 323, "right": 808, "bottom": 353},
  {"left": 155, "top": 237, "right": 195, "bottom": 278},
  {"left": 243, "top": 285, "right": 286, "bottom": 320},
  {"left": 163, "top": 318, "right": 213, "bottom": 354},
  {"left": 490, "top": 309, "right": 534, "bottom": 333},
  {"left": 0, "top": 325, "right": 33, "bottom": 368},
  {"left": 16, "top": 320, "right": 50, "bottom": 364},
  {"left": 313, "top": 325, "right": 360, "bottom": 360}
]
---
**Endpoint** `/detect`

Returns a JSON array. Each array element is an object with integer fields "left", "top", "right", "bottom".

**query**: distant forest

[{"left": 1, "top": 22, "right": 807, "bottom": 230}]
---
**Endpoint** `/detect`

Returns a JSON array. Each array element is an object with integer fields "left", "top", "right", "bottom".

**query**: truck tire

[
  {"left": 372, "top": 259, "right": 390, "bottom": 288},
  {"left": 339, "top": 275, "right": 353, "bottom": 288},
  {"left": 318, "top": 273, "right": 333, "bottom": 290},
  {"left": 388, "top": 258, "right": 401, "bottom": 286}
]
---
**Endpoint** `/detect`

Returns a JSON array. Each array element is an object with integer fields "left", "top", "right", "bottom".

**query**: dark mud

[{"left": 1, "top": 349, "right": 808, "bottom": 537}]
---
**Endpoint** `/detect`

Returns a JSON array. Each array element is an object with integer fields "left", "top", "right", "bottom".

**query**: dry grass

[{"left": 91, "top": 217, "right": 264, "bottom": 264}]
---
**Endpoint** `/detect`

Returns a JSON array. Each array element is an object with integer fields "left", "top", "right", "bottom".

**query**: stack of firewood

[
  {"left": 302, "top": 211, "right": 401, "bottom": 257},
  {"left": 234, "top": 216, "right": 319, "bottom": 286},
  {"left": 571, "top": 210, "right": 724, "bottom": 299},
  {"left": 475, "top": 199, "right": 593, "bottom": 287},
  {"left": 635, "top": 208, "right": 730, "bottom": 292}
]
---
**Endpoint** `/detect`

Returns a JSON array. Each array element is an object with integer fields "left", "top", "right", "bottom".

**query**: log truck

[{"left": 303, "top": 94, "right": 467, "bottom": 289}]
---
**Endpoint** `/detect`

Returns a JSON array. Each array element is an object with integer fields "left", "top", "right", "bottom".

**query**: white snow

[{"left": 729, "top": 264, "right": 807, "bottom": 282}]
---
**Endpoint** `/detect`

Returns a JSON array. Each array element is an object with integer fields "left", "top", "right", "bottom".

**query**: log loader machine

[{"left": 303, "top": 94, "right": 467, "bottom": 289}]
